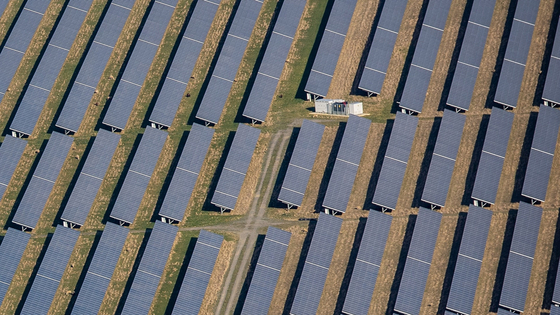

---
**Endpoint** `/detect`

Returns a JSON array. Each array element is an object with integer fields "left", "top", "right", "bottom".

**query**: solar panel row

[
  {"left": 241, "top": 0, "right": 307, "bottom": 123},
  {"left": 290, "top": 212, "right": 342, "bottom": 315},
  {"left": 55, "top": 0, "right": 136, "bottom": 133},
  {"left": 399, "top": 0, "right": 453, "bottom": 114},
  {"left": 195, "top": 0, "right": 263, "bottom": 125},
  {"left": 553, "top": 252, "right": 560, "bottom": 313},
  {"left": 543, "top": 12, "right": 560, "bottom": 107},
  {"left": 159, "top": 123, "right": 214, "bottom": 222},
  {"left": 342, "top": 211, "right": 392, "bottom": 315},
  {"left": 304, "top": 0, "right": 358, "bottom": 98},
  {"left": 211, "top": 124, "right": 260, "bottom": 211},
  {"left": 0, "top": 0, "right": 9, "bottom": 18},
  {"left": 0, "top": 228, "right": 30, "bottom": 303},
  {"left": 0, "top": 136, "right": 27, "bottom": 199},
  {"left": 278, "top": 120, "right": 325, "bottom": 207},
  {"left": 110, "top": 126, "right": 167, "bottom": 225},
  {"left": 322, "top": 115, "right": 370, "bottom": 213},
  {"left": 12, "top": 132, "right": 73, "bottom": 230},
  {"left": 102, "top": 0, "right": 179, "bottom": 131}
]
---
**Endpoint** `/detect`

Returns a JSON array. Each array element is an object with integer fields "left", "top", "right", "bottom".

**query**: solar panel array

[
  {"left": 211, "top": 124, "right": 260, "bottom": 211},
  {"left": 71, "top": 223, "right": 129, "bottom": 315},
  {"left": 446, "top": 205, "right": 492, "bottom": 315},
  {"left": 521, "top": 105, "right": 560, "bottom": 202},
  {"left": 55, "top": 0, "right": 135, "bottom": 133},
  {"left": 61, "top": 130, "right": 120, "bottom": 227},
  {"left": 393, "top": 207, "right": 442, "bottom": 315},
  {"left": 421, "top": 110, "right": 466, "bottom": 207},
  {"left": 241, "top": 227, "right": 291, "bottom": 315},
  {"left": 322, "top": 115, "right": 370, "bottom": 213},
  {"left": 0, "top": 0, "right": 9, "bottom": 17},
  {"left": 543, "top": 14, "right": 560, "bottom": 107},
  {"left": 498, "top": 202, "right": 542, "bottom": 313},
  {"left": 278, "top": 120, "right": 325, "bottom": 207},
  {"left": 171, "top": 230, "right": 223, "bottom": 315},
  {"left": 0, "top": 136, "right": 27, "bottom": 199},
  {"left": 12, "top": 132, "right": 73, "bottom": 230},
  {"left": 20, "top": 225, "right": 80, "bottom": 315},
  {"left": 303, "top": 0, "right": 358, "bottom": 98},
  {"left": 358, "top": 0, "right": 408, "bottom": 95},
  {"left": 241, "top": 0, "right": 307, "bottom": 123},
  {"left": 290, "top": 212, "right": 342, "bottom": 315},
  {"left": 493, "top": 0, "right": 540, "bottom": 108},
  {"left": 195, "top": 0, "right": 263, "bottom": 125},
  {"left": 446, "top": 0, "right": 496, "bottom": 111},
  {"left": 102, "top": 0, "right": 179, "bottom": 131},
  {"left": 471, "top": 108, "right": 514, "bottom": 205},
  {"left": 148, "top": 0, "right": 222, "bottom": 128},
  {"left": 0, "top": 0, "right": 50, "bottom": 102},
  {"left": 9, "top": 0, "right": 95, "bottom": 136},
  {"left": 372, "top": 112, "right": 418, "bottom": 210},
  {"left": 342, "top": 211, "right": 392, "bottom": 315},
  {"left": 552, "top": 251, "right": 560, "bottom": 315},
  {"left": 159, "top": 123, "right": 214, "bottom": 222},
  {"left": 121, "top": 220, "right": 177, "bottom": 314},
  {"left": 398, "top": 0, "right": 453, "bottom": 113},
  {"left": 110, "top": 126, "right": 167, "bottom": 225},
  {"left": 0, "top": 228, "right": 31, "bottom": 303}
]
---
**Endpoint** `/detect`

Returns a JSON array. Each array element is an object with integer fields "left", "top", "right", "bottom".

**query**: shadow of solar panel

[
  {"left": 494, "top": 60, "right": 525, "bottom": 108},
  {"left": 0, "top": 228, "right": 30, "bottom": 302},
  {"left": 394, "top": 257, "right": 431, "bottom": 315},
  {"left": 399, "top": 65, "right": 432, "bottom": 113},
  {"left": 422, "top": 0, "right": 453, "bottom": 30},
  {"left": 0, "top": 136, "right": 27, "bottom": 197},
  {"left": 21, "top": 226, "right": 79, "bottom": 315}
]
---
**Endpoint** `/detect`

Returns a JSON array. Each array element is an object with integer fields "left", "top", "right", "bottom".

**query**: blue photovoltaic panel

[
  {"left": 71, "top": 223, "right": 128, "bottom": 315},
  {"left": 552, "top": 249, "right": 560, "bottom": 308},
  {"left": 211, "top": 124, "right": 260, "bottom": 211},
  {"left": 102, "top": 0, "right": 178, "bottom": 131},
  {"left": 304, "top": 0, "right": 358, "bottom": 97},
  {"left": 242, "top": 0, "right": 307, "bottom": 123},
  {"left": 394, "top": 208, "right": 442, "bottom": 315},
  {"left": 241, "top": 227, "right": 291, "bottom": 315},
  {"left": 323, "top": 115, "right": 370, "bottom": 213},
  {"left": 358, "top": 0, "right": 408, "bottom": 94},
  {"left": 149, "top": 0, "right": 222, "bottom": 128},
  {"left": 12, "top": 132, "right": 73, "bottom": 230},
  {"left": 110, "top": 127, "right": 167, "bottom": 224},
  {"left": 121, "top": 221, "right": 177, "bottom": 314},
  {"left": 171, "top": 230, "right": 223, "bottom": 315},
  {"left": 499, "top": 202, "right": 542, "bottom": 313},
  {"left": 61, "top": 130, "right": 120, "bottom": 226},
  {"left": 421, "top": 110, "right": 466, "bottom": 207},
  {"left": 56, "top": 0, "right": 134, "bottom": 133},
  {"left": 342, "top": 211, "right": 392, "bottom": 315},
  {"left": 0, "top": 0, "right": 9, "bottom": 17},
  {"left": 543, "top": 15, "right": 560, "bottom": 105},
  {"left": 195, "top": 0, "right": 263, "bottom": 125},
  {"left": 290, "top": 212, "right": 342, "bottom": 315},
  {"left": 446, "top": 205, "right": 492, "bottom": 315},
  {"left": 21, "top": 225, "right": 80, "bottom": 315},
  {"left": 278, "top": 120, "right": 325, "bottom": 207},
  {"left": 159, "top": 123, "right": 214, "bottom": 222},
  {"left": 0, "top": 136, "right": 27, "bottom": 198},
  {"left": 372, "top": 112, "right": 418, "bottom": 210},
  {"left": 0, "top": 228, "right": 30, "bottom": 303}
]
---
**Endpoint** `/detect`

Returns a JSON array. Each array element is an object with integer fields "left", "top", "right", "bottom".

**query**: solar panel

[
  {"left": 71, "top": 223, "right": 128, "bottom": 314},
  {"left": 421, "top": 110, "right": 466, "bottom": 207},
  {"left": 12, "top": 132, "right": 73, "bottom": 230},
  {"left": 342, "top": 211, "right": 392, "bottom": 315},
  {"left": 552, "top": 251, "right": 560, "bottom": 309},
  {"left": 0, "top": 228, "right": 30, "bottom": 303},
  {"left": 56, "top": 0, "right": 135, "bottom": 133},
  {"left": 0, "top": 0, "right": 9, "bottom": 17},
  {"left": 102, "top": 0, "right": 178, "bottom": 131},
  {"left": 241, "top": 227, "right": 291, "bottom": 315},
  {"left": 149, "top": 0, "right": 222, "bottom": 128},
  {"left": 20, "top": 225, "right": 80, "bottom": 315},
  {"left": 290, "top": 212, "right": 342, "bottom": 315},
  {"left": 61, "top": 130, "right": 121, "bottom": 227},
  {"left": 211, "top": 124, "right": 260, "bottom": 211},
  {"left": 0, "top": 136, "right": 27, "bottom": 198},
  {"left": 278, "top": 120, "right": 325, "bottom": 207},
  {"left": 194, "top": 0, "right": 263, "bottom": 125},
  {"left": 446, "top": 205, "right": 492, "bottom": 315},
  {"left": 171, "top": 229, "right": 223, "bottom": 315},
  {"left": 393, "top": 207, "right": 442, "bottom": 315},
  {"left": 110, "top": 126, "right": 167, "bottom": 225},
  {"left": 372, "top": 112, "right": 418, "bottom": 210},
  {"left": 159, "top": 123, "right": 214, "bottom": 222},
  {"left": 543, "top": 11, "right": 560, "bottom": 106},
  {"left": 241, "top": 0, "right": 307, "bottom": 123},
  {"left": 121, "top": 220, "right": 177, "bottom": 314}
]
